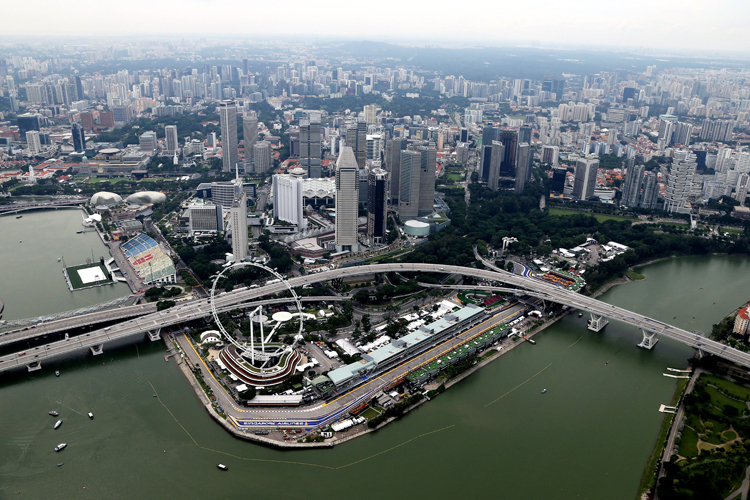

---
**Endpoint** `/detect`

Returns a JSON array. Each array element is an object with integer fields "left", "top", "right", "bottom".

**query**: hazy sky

[{"left": 5, "top": 0, "right": 750, "bottom": 53}]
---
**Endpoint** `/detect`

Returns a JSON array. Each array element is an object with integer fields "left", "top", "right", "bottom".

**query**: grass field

[
  {"left": 445, "top": 172, "right": 462, "bottom": 182},
  {"left": 702, "top": 374, "right": 750, "bottom": 401},
  {"left": 679, "top": 426, "right": 701, "bottom": 457},
  {"left": 65, "top": 262, "right": 113, "bottom": 290},
  {"left": 547, "top": 208, "right": 637, "bottom": 223},
  {"left": 704, "top": 385, "right": 748, "bottom": 413},
  {"left": 86, "top": 177, "right": 133, "bottom": 184},
  {"left": 625, "top": 269, "right": 645, "bottom": 280}
]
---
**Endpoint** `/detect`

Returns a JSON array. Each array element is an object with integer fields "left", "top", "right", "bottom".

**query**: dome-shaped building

[
  {"left": 126, "top": 191, "right": 167, "bottom": 205},
  {"left": 90, "top": 191, "right": 123, "bottom": 207}
]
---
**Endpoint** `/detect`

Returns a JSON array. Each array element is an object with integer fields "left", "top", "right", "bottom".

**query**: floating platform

[{"left": 63, "top": 262, "right": 114, "bottom": 291}]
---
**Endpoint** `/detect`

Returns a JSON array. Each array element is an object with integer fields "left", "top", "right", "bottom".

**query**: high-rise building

[
  {"left": 346, "top": 120, "right": 367, "bottom": 168},
  {"left": 672, "top": 122, "right": 693, "bottom": 146},
  {"left": 335, "top": 147, "right": 360, "bottom": 252},
  {"left": 551, "top": 167, "right": 567, "bottom": 194},
  {"left": 299, "top": 118, "right": 322, "bottom": 178},
  {"left": 219, "top": 100, "right": 238, "bottom": 172},
  {"left": 71, "top": 123, "right": 86, "bottom": 153},
  {"left": 398, "top": 150, "right": 422, "bottom": 220},
  {"left": 488, "top": 141, "right": 505, "bottom": 191},
  {"left": 480, "top": 126, "right": 498, "bottom": 181},
  {"left": 80, "top": 112, "right": 94, "bottom": 131},
  {"left": 514, "top": 143, "right": 531, "bottom": 193},
  {"left": 542, "top": 145, "right": 559, "bottom": 166},
  {"left": 26, "top": 131, "right": 42, "bottom": 155},
  {"left": 572, "top": 157, "right": 599, "bottom": 200},
  {"left": 497, "top": 130, "right": 518, "bottom": 176},
  {"left": 164, "top": 125, "right": 178, "bottom": 156},
  {"left": 622, "top": 164, "right": 645, "bottom": 207},
  {"left": 139, "top": 131, "right": 157, "bottom": 153},
  {"left": 367, "top": 168, "right": 388, "bottom": 245},
  {"left": 385, "top": 137, "right": 407, "bottom": 203},
  {"left": 17, "top": 113, "right": 41, "bottom": 136},
  {"left": 417, "top": 145, "right": 436, "bottom": 216},
  {"left": 188, "top": 203, "right": 223, "bottom": 233},
  {"left": 242, "top": 112, "right": 258, "bottom": 168},
  {"left": 364, "top": 104, "right": 378, "bottom": 124},
  {"left": 735, "top": 173, "right": 750, "bottom": 205},
  {"left": 640, "top": 171, "right": 659, "bottom": 209},
  {"left": 664, "top": 152, "right": 697, "bottom": 213},
  {"left": 230, "top": 168, "right": 248, "bottom": 261},
  {"left": 252, "top": 141, "right": 271, "bottom": 173},
  {"left": 112, "top": 105, "right": 132, "bottom": 126},
  {"left": 272, "top": 174, "right": 305, "bottom": 228}
]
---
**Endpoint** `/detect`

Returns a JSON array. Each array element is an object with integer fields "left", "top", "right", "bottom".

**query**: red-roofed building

[{"left": 734, "top": 305, "right": 750, "bottom": 335}]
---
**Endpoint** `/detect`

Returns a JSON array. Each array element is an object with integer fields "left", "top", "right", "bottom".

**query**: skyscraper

[
  {"left": 640, "top": 171, "right": 659, "bottom": 209},
  {"left": 497, "top": 130, "right": 518, "bottom": 176},
  {"left": 367, "top": 168, "right": 388, "bottom": 245},
  {"left": 230, "top": 167, "right": 248, "bottom": 262},
  {"left": 299, "top": 117, "right": 322, "bottom": 178},
  {"left": 514, "top": 143, "right": 531, "bottom": 193},
  {"left": 272, "top": 174, "right": 305, "bottom": 228},
  {"left": 664, "top": 152, "right": 697, "bottom": 213},
  {"left": 551, "top": 167, "right": 567, "bottom": 194},
  {"left": 242, "top": 111, "right": 258, "bottom": 169},
  {"left": 622, "top": 164, "right": 645, "bottom": 207},
  {"left": 335, "top": 147, "right": 360, "bottom": 252},
  {"left": 488, "top": 141, "right": 504, "bottom": 191},
  {"left": 542, "top": 145, "right": 559, "bottom": 165},
  {"left": 346, "top": 120, "right": 367, "bottom": 168},
  {"left": 26, "top": 131, "right": 41, "bottom": 155},
  {"left": 71, "top": 122, "right": 86, "bottom": 153},
  {"left": 364, "top": 104, "right": 378, "bottom": 124},
  {"left": 480, "top": 126, "right": 497, "bottom": 181},
  {"left": 219, "top": 100, "right": 238, "bottom": 173},
  {"left": 252, "top": 141, "right": 271, "bottom": 173},
  {"left": 165, "top": 125, "right": 178, "bottom": 156},
  {"left": 398, "top": 150, "right": 421, "bottom": 220},
  {"left": 572, "top": 157, "right": 599, "bottom": 200},
  {"left": 418, "top": 145, "right": 437, "bottom": 216},
  {"left": 385, "top": 137, "right": 407, "bottom": 203}
]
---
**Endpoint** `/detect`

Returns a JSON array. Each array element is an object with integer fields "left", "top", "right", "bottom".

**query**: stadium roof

[{"left": 121, "top": 233, "right": 175, "bottom": 283}]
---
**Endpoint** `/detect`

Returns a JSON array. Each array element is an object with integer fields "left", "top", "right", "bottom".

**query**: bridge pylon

[
  {"left": 587, "top": 313, "right": 609, "bottom": 332},
  {"left": 27, "top": 361, "right": 42, "bottom": 372},
  {"left": 90, "top": 344, "right": 104, "bottom": 356},
  {"left": 147, "top": 328, "right": 161, "bottom": 342},
  {"left": 638, "top": 329, "right": 659, "bottom": 349}
]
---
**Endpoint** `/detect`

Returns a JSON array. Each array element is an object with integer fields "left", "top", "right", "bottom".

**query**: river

[
  {"left": 0, "top": 209, "right": 131, "bottom": 320},
  {"left": 1, "top": 254, "right": 749, "bottom": 499}
]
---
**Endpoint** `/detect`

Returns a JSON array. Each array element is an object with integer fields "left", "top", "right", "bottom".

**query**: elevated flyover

[
  {"left": 0, "top": 199, "right": 88, "bottom": 215},
  {"left": 1, "top": 263, "right": 747, "bottom": 374}
]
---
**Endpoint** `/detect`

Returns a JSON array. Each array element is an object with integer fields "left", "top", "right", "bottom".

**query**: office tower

[
  {"left": 188, "top": 203, "right": 223, "bottom": 233},
  {"left": 207, "top": 132, "right": 217, "bottom": 151},
  {"left": 551, "top": 167, "right": 567, "bottom": 194},
  {"left": 514, "top": 143, "right": 531, "bottom": 193},
  {"left": 80, "top": 112, "right": 94, "bottom": 131},
  {"left": 242, "top": 111, "right": 258, "bottom": 168},
  {"left": 622, "top": 164, "right": 645, "bottom": 207},
  {"left": 75, "top": 76, "right": 84, "bottom": 101},
  {"left": 699, "top": 119, "right": 734, "bottom": 143},
  {"left": 230, "top": 167, "right": 248, "bottom": 261},
  {"left": 164, "top": 125, "right": 178, "bottom": 156},
  {"left": 99, "top": 110, "right": 114, "bottom": 128},
  {"left": 364, "top": 104, "right": 378, "bottom": 124},
  {"left": 518, "top": 126, "right": 532, "bottom": 145},
  {"left": 398, "top": 150, "right": 422, "bottom": 219},
  {"left": 26, "top": 131, "right": 42, "bottom": 155},
  {"left": 418, "top": 145, "right": 436, "bottom": 216},
  {"left": 112, "top": 105, "right": 131, "bottom": 126},
  {"left": 672, "top": 122, "right": 693, "bottom": 146},
  {"left": 640, "top": 171, "right": 659, "bottom": 209},
  {"left": 17, "top": 113, "right": 41, "bottom": 136},
  {"left": 572, "top": 158, "right": 599, "bottom": 200},
  {"left": 460, "top": 128, "right": 469, "bottom": 142},
  {"left": 658, "top": 117, "right": 676, "bottom": 147},
  {"left": 488, "top": 141, "right": 505, "bottom": 191},
  {"left": 252, "top": 141, "right": 271, "bottom": 173},
  {"left": 71, "top": 123, "right": 86, "bottom": 153},
  {"left": 735, "top": 173, "right": 750, "bottom": 205},
  {"left": 367, "top": 168, "right": 388, "bottom": 245},
  {"left": 335, "top": 147, "right": 360, "bottom": 252},
  {"left": 542, "top": 145, "right": 559, "bottom": 165},
  {"left": 480, "top": 126, "right": 498, "bottom": 181},
  {"left": 346, "top": 120, "right": 367, "bottom": 168},
  {"left": 219, "top": 100, "right": 239, "bottom": 172},
  {"left": 664, "top": 152, "right": 697, "bottom": 213},
  {"left": 299, "top": 117, "right": 322, "bottom": 178},
  {"left": 385, "top": 137, "right": 407, "bottom": 203},
  {"left": 272, "top": 174, "right": 304, "bottom": 227},
  {"left": 622, "top": 87, "right": 636, "bottom": 102},
  {"left": 139, "top": 131, "right": 157, "bottom": 153},
  {"left": 456, "top": 143, "right": 470, "bottom": 165},
  {"left": 497, "top": 130, "right": 518, "bottom": 176}
]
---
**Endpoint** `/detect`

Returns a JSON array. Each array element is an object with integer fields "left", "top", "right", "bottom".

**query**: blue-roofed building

[{"left": 121, "top": 233, "right": 176, "bottom": 284}]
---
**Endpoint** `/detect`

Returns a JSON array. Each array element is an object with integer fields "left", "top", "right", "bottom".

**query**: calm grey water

[
  {"left": 0, "top": 209, "right": 130, "bottom": 320},
  {"left": 1, "top": 244, "right": 748, "bottom": 499}
]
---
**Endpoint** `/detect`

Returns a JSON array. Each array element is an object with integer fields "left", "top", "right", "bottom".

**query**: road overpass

[{"left": 0, "top": 199, "right": 87, "bottom": 215}]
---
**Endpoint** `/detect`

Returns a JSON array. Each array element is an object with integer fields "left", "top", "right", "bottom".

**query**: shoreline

[{"left": 170, "top": 309, "right": 570, "bottom": 450}]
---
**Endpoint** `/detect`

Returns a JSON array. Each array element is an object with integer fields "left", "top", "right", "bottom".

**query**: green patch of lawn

[
  {"left": 702, "top": 374, "right": 750, "bottom": 401},
  {"left": 446, "top": 172, "right": 461, "bottom": 182},
  {"left": 625, "top": 269, "right": 645, "bottom": 281},
  {"left": 687, "top": 412, "right": 704, "bottom": 433},
  {"left": 360, "top": 407, "right": 383, "bottom": 421},
  {"left": 723, "top": 430, "right": 737, "bottom": 442},
  {"left": 704, "top": 385, "right": 748, "bottom": 413},
  {"left": 547, "top": 207, "right": 636, "bottom": 223},
  {"left": 679, "top": 426, "right": 700, "bottom": 458}
]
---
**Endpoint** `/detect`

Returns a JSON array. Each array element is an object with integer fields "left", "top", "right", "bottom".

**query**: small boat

[
  {"left": 54, "top": 443, "right": 67, "bottom": 452},
  {"left": 56, "top": 463, "right": 63, "bottom": 467},
  {"left": 16, "top": 215, "right": 22, "bottom": 219},
  {"left": 55, "top": 371, "right": 60, "bottom": 377},
  {"left": 541, "top": 389, "right": 547, "bottom": 394},
  {"left": 578, "top": 313, "right": 583, "bottom": 318},
  {"left": 54, "top": 420, "right": 63, "bottom": 430},
  {"left": 217, "top": 464, "right": 228, "bottom": 471},
  {"left": 88, "top": 412, "right": 94, "bottom": 420},
  {"left": 76, "top": 230, "right": 83, "bottom": 234},
  {"left": 19, "top": 240, "right": 22, "bottom": 243},
  {"left": 153, "top": 394, "right": 157, "bottom": 398},
  {"left": 605, "top": 361, "right": 609, "bottom": 365},
  {"left": 49, "top": 411, "right": 58, "bottom": 416},
  {"left": 57, "top": 257, "right": 61, "bottom": 262}
]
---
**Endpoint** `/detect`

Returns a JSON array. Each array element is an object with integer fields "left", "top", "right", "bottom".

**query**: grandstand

[{"left": 121, "top": 233, "right": 176, "bottom": 285}]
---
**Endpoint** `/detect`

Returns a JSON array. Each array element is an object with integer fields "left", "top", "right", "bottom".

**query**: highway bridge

[
  {"left": 0, "top": 263, "right": 748, "bottom": 376},
  {"left": 0, "top": 199, "right": 87, "bottom": 215}
]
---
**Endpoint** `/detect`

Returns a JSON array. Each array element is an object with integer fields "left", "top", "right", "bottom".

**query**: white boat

[
  {"left": 541, "top": 389, "right": 547, "bottom": 394},
  {"left": 49, "top": 411, "right": 58, "bottom": 416},
  {"left": 217, "top": 464, "right": 228, "bottom": 471},
  {"left": 54, "top": 443, "right": 67, "bottom": 452},
  {"left": 55, "top": 371, "right": 60, "bottom": 377},
  {"left": 54, "top": 420, "right": 63, "bottom": 429},
  {"left": 88, "top": 412, "right": 94, "bottom": 420}
]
